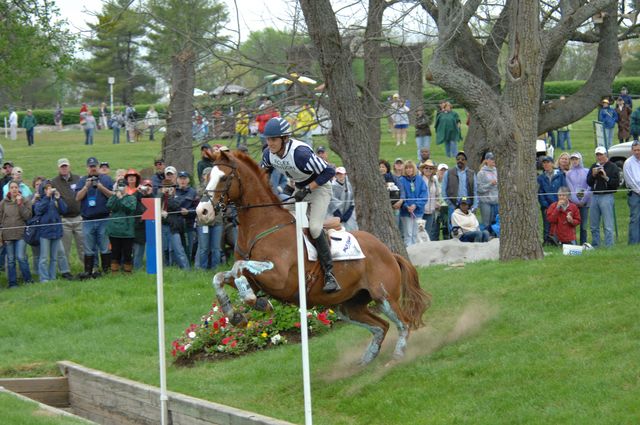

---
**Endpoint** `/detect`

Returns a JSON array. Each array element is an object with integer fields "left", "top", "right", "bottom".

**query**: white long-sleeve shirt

[{"left": 623, "top": 155, "right": 640, "bottom": 195}]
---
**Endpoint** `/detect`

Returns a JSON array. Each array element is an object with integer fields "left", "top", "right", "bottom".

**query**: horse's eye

[{"left": 220, "top": 175, "right": 228, "bottom": 181}]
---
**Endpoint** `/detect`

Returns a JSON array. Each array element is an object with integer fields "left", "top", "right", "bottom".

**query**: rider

[{"left": 261, "top": 117, "right": 341, "bottom": 293}]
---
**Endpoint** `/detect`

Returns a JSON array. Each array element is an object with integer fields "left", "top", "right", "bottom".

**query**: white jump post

[
  {"left": 153, "top": 197, "right": 169, "bottom": 425},
  {"left": 294, "top": 202, "right": 313, "bottom": 425}
]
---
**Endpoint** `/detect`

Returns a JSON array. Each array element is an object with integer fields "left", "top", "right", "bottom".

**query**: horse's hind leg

[
  {"left": 377, "top": 298, "right": 410, "bottom": 360},
  {"left": 339, "top": 301, "right": 389, "bottom": 365}
]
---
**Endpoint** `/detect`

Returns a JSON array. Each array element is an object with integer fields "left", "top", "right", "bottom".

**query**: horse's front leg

[{"left": 212, "top": 260, "right": 274, "bottom": 327}]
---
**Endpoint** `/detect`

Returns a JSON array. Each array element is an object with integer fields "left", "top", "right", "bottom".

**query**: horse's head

[{"left": 196, "top": 151, "right": 241, "bottom": 224}]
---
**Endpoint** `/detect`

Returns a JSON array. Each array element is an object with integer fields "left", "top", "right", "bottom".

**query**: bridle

[{"left": 201, "top": 160, "right": 243, "bottom": 214}]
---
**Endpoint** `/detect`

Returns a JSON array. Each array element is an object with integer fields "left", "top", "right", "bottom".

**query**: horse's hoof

[
  {"left": 230, "top": 313, "right": 247, "bottom": 327},
  {"left": 254, "top": 297, "right": 273, "bottom": 312}
]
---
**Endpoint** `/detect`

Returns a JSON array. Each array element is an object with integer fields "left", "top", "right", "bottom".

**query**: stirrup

[{"left": 323, "top": 273, "right": 341, "bottom": 293}]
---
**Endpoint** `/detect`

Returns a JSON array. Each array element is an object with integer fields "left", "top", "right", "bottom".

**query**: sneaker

[
  {"left": 61, "top": 272, "right": 74, "bottom": 281},
  {"left": 91, "top": 271, "right": 102, "bottom": 279},
  {"left": 77, "top": 272, "right": 92, "bottom": 280}
]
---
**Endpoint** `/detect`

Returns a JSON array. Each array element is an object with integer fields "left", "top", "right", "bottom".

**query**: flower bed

[{"left": 171, "top": 301, "right": 338, "bottom": 364}]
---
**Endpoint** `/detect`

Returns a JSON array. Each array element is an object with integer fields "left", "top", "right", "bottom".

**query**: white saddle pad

[{"left": 303, "top": 230, "right": 366, "bottom": 261}]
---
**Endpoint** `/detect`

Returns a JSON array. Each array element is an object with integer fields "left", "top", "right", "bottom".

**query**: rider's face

[{"left": 266, "top": 137, "right": 284, "bottom": 155}]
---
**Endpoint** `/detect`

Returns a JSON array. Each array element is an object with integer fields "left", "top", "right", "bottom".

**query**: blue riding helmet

[{"left": 263, "top": 117, "right": 291, "bottom": 138}]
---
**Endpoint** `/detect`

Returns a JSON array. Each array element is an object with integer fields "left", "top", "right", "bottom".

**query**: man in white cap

[
  {"left": 52, "top": 158, "right": 85, "bottom": 270},
  {"left": 586, "top": 146, "right": 619, "bottom": 247}
]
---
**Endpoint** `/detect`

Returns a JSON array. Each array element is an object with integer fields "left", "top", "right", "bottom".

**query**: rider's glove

[{"left": 294, "top": 187, "right": 311, "bottom": 202}]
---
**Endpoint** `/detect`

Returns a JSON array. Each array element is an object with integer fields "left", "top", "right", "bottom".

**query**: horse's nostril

[{"left": 202, "top": 209, "right": 208, "bottom": 215}]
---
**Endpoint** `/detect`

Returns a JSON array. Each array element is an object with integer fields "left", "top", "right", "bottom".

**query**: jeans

[
  {"left": 479, "top": 202, "right": 499, "bottom": 230},
  {"left": 113, "top": 127, "right": 120, "bottom": 144},
  {"left": 169, "top": 233, "right": 190, "bottom": 269},
  {"left": 133, "top": 242, "right": 145, "bottom": 269},
  {"left": 185, "top": 228, "right": 196, "bottom": 264},
  {"left": 82, "top": 220, "right": 110, "bottom": 255},
  {"left": 26, "top": 128, "right": 34, "bottom": 146},
  {"left": 196, "top": 224, "right": 223, "bottom": 269},
  {"left": 557, "top": 130, "right": 572, "bottom": 150},
  {"left": 161, "top": 224, "right": 172, "bottom": 265},
  {"left": 236, "top": 133, "right": 248, "bottom": 148},
  {"left": 436, "top": 207, "right": 450, "bottom": 240},
  {"left": 577, "top": 205, "right": 589, "bottom": 245},
  {"left": 149, "top": 125, "right": 155, "bottom": 141},
  {"left": 56, "top": 243, "right": 71, "bottom": 274},
  {"left": 628, "top": 192, "right": 640, "bottom": 245},
  {"left": 39, "top": 238, "right": 61, "bottom": 282},
  {"left": 590, "top": 194, "right": 615, "bottom": 247},
  {"left": 460, "top": 230, "right": 490, "bottom": 243},
  {"left": 85, "top": 128, "right": 94, "bottom": 145},
  {"left": 5, "top": 239, "right": 32, "bottom": 286},
  {"left": 400, "top": 216, "right": 418, "bottom": 247},
  {"left": 541, "top": 206, "right": 551, "bottom": 242},
  {"left": 603, "top": 127, "right": 614, "bottom": 151},
  {"left": 423, "top": 213, "right": 438, "bottom": 241},
  {"left": 416, "top": 135, "right": 431, "bottom": 160},
  {"left": 298, "top": 131, "right": 313, "bottom": 147},
  {"left": 445, "top": 140, "right": 458, "bottom": 158}
]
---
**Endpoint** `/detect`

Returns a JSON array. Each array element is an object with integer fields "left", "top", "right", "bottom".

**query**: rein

[{"left": 203, "top": 158, "right": 297, "bottom": 260}]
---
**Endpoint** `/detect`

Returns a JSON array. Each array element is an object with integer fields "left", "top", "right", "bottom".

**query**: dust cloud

[{"left": 318, "top": 300, "right": 497, "bottom": 386}]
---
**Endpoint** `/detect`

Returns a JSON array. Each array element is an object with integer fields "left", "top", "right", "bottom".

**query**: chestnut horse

[{"left": 196, "top": 150, "right": 431, "bottom": 365}]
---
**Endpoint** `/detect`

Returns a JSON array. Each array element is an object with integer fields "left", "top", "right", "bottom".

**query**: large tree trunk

[
  {"left": 163, "top": 49, "right": 196, "bottom": 176},
  {"left": 300, "top": 0, "right": 407, "bottom": 257}
]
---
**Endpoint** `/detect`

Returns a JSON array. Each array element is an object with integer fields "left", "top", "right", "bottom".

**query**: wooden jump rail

[{"left": 0, "top": 361, "right": 296, "bottom": 425}]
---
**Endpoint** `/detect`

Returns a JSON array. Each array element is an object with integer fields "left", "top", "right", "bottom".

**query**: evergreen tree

[{"left": 74, "top": 0, "right": 156, "bottom": 105}]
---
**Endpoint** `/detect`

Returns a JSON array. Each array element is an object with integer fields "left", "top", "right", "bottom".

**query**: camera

[
  {"left": 88, "top": 176, "right": 98, "bottom": 187},
  {"left": 138, "top": 184, "right": 149, "bottom": 192}
]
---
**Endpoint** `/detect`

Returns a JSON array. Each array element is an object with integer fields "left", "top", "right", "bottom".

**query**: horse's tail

[{"left": 394, "top": 253, "right": 431, "bottom": 330}]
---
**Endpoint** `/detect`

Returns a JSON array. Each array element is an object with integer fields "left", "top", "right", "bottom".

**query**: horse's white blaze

[{"left": 195, "top": 166, "right": 226, "bottom": 224}]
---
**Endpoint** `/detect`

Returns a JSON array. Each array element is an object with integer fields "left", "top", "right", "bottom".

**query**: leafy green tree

[
  {"left": 0, "top": 0, "right": 75, "bottom": 106},
  {"left": 73, "top": 0, "right": 156, "bottom": 105},
  {"left": 144, "top": 0, "right": 228, "bottom": 175}
]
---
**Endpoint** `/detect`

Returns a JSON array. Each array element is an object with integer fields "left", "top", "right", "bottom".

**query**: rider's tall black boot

[{"left": 313, "top": 230, "right": 341, "bottom": 293}]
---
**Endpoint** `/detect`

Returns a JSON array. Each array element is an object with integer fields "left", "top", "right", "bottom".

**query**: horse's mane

[{"left": 205, "top": 149, "right": 282, "bottom": 205}]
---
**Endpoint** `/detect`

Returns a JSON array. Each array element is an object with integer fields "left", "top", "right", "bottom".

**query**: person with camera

[
  {"left": 34, "top": 180, "right": 68, "bottom": 282},
  {"left": 546, "top": 186, "right": 581, "bottom": 246},
  {"left": 586, "top": 146, "right": 620, "bottom": 247},
  {"left": 133, "top": 179, "right": 153, "bottom": 269},
  {"left": 75, "top": 157, "right": 114, "bottom": 278},
  {"left": 106, "top": 179, "right": 137, "bottom": 273},
  {"left": 0, "top": 181, "right": 34, "bottom": 287},
  {"left": 160, "top": 179, "right": 190, "bottom": 269},
  {"left": 566, "top": 152, "right": 592, "bottom": 245}
]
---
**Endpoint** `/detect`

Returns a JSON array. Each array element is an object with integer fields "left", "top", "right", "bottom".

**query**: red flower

[
  {"left": 317, "top": 312, "right": 331, "bottom": 326},
  {"left": 178, "top": 345, "right": 186, "bottom": 352},
  {"left": 230, "top": 340, "right": 237, "bottom": 348},
  {"left": 221, "top": 336, "right": 233, "bottom": 345},
  {"left": 294, "top": 322, "right": 301, "bottom": 328},
  {"left": 171, "top": 349, "right": 177, "bottom": 357},
  {"left": 213, "top": 321, "right": 219, "bottom": 330}
]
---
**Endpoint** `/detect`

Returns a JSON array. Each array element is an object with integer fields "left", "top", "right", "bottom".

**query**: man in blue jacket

[
  {"left": 75, "top": 157, "right": 114, "bottom": 278},
  {"left": 598, "top": 99, "right": 618, "bottom": 152},
  {"left": 537, "top": 156, "right": 565, "bottom": 245}
]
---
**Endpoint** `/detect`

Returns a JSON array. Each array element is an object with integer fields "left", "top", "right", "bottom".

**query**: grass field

[
  {"left": 0, "top": 248, "right": 638, "bottom": 424},
  {"left": 1, "top": 111, "right": 639, "bottom": 424}
]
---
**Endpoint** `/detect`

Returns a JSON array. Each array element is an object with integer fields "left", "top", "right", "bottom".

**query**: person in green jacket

[
  {"left": 21, "top": 109, "right": 37, "bottom": 146},
  {"left": 106, "top": 179, "right": 137, "bottom": 273},
  {"left": 631, "top": 105, "right": 640, "bottom": 142},
  {"left": 435, "top": 101, "right": 462, "bottom": 158}
]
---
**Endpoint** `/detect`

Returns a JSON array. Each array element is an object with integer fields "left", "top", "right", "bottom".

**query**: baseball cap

[
  {"left": 456, "top": 151, "right": 468, "bottom": 160},
  {"left": 100, "top": 161, "right": 110, "bottom": 168},
  {"left": 458, "top": 197, "right": 470, "bottom": 206},
  {"left": 164, "top": 166, "right": 177, "bottom": 175},
  {"left": 394, "top": 157, "right": 404, "bottom": 164},
  {"left": 335, "top": 166, "right": 346, "bottom": 174},
  {"left": 484, "top": 152, "right": 495, "bottom": 160},
  {"left": 154, "top": 158, "right": 165, "bottom": 165},
  {"left": 57, "top": 158, "right": 70, "bottom": 167},
  {"left": 569, "top": 152, "right": 581, "bottom": 159},
  {"left": 178, "top": 171, "right": 189, "bottom": 178},
  {"left": 595, "top": 146, "right": 607, "bottom": 155},
  {"left": 437, "top": 163, "right": 449, "bottom": 171},
  {"left": 2, "top": 161, "right": 13, "bottom": 168},
  {"left": 86, "top": 157, "right": 99, "bottom": 167},
  {"left": 316, "top": 146, "right": 326, "bottom": 153},
  {"left": 201, "top": 143, "right": 212, "bottom": 150},
  {"left": 541, "top": 156, "right": 553, "bottom": 162},
  {"left": 602, "top": 98, "right": 610, "bottom": 104}
]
